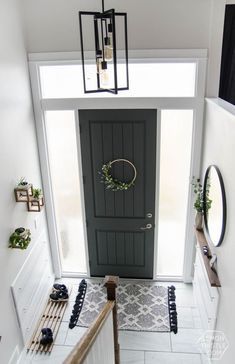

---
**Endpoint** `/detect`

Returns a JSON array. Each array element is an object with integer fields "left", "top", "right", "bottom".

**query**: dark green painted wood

[{"left": 79, "top": 109, "right": 157, "bottom": 278}]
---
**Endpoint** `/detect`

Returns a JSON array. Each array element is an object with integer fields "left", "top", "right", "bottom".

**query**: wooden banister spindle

[{"left": 104, "top": 276, "right": 120, "bottom": 364}]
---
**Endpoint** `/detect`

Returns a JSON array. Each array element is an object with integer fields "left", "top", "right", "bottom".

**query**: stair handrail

[{"left": 63, "top": 275, "right": 119, "bottom": 364}]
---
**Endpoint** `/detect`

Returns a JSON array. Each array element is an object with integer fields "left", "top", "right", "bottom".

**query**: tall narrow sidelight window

[
  {"left": 157, "top": 110, "right": 193, "bottom": 277},
  {"left": 45, "top": 111, "right": 87, "bottom": 274}
]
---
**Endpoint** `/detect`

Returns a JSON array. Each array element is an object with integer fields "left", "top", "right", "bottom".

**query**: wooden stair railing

[{"left": 63, "top": 276, "right": 120, "bottom": 364}]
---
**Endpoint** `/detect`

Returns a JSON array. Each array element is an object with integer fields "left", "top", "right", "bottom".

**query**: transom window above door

[{"left": 39, "top": 62, "right": 196, "bottom": 99}]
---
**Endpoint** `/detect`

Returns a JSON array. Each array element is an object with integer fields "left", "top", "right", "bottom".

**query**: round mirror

[{"left": 203, "top": 165, "right": 226, "bottom": 247}]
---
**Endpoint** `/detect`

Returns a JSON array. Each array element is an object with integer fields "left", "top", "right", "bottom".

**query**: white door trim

[
  {"left": 28, "top": 49, "right": 207, "bottom": 62},
  {"left": 29, "top": 62, "right": 62, "bottom": 277}
]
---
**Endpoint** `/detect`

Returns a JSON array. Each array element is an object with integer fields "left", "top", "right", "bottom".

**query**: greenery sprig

[
  {"left": 32, "top": 188, "right": 42, "bottom": 199},
  {"left": 191, "top": 176, "right": 212, "bottom": 213},
  {"left": 100, "top": 161, "right": 135, "bottom": 191}
]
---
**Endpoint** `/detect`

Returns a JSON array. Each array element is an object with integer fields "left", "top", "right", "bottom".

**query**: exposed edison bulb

[
  {"left": 104, "top": 43, "right": 113, "bottom": 61},
  {"left": 99, "top": 60, "right": 109, "bottom": 88},
  {"left": 104, "top": 23, "right": 113, "bottom": 61},
  {"left": 100, "top": 69, "right": 109, "bottom": 88},
  {"left": 96, "top": 50, "right": 102, "bottom": 74},
  {"left": 96, "top": 58, "right": 102, "bottom": 74}
]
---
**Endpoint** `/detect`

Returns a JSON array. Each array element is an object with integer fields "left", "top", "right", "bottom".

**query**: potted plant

[
  {"left": 32, "top": 188, "right": 42, "bottom": 199},
  {"left": 28, "top": 188, "right": 44, "bottom": 212},
  {"left": 9, "top": 227, "right": 31, "bottom": 249},
  {"left": 192, "top": 177, "right": 212, "bottom": 230},
  {"left": 14, "top": 177, "right": 33, "bottom": 202},
  {"left": 17, "top": 177, "right": 28, "bottom": 187}
]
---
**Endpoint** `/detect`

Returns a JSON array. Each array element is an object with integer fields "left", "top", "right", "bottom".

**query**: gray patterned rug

[{"left": 77, "top": 281, "right": 177, "bottom": 332}]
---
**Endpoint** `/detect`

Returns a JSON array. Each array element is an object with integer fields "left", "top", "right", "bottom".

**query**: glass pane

[
  {"left": 157, "top": 110, "right": 193, "bottom": 277},
  {"left": 128, "top": 63, "right": 196, "bottom": 97},
  {"left": 40, "top": 62, "right": 196, "bottom": 98},
  {"left": 40, "top": 65, "right": 84, "bottom": 98},
  {"left": 45, "top": 110, "right": 87, "bottom": 274}
]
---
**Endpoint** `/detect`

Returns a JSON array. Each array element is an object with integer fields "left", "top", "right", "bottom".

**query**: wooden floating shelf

[
  {"left": 14, "top": 184, "right": 33, "bottom": 202},
  {"left": 27, "top": 196, "right": 44, "bottom": 212},
  {"left": 195, "top": 229, "right": 221, "bottom": 287},
  {"left": 14, "top": 184, "right": 44, "bottom": 212}
]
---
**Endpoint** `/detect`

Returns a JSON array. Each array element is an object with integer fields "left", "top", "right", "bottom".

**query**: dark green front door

[{"left": 79, "top": 109, "right": 157, "bottom": 278}]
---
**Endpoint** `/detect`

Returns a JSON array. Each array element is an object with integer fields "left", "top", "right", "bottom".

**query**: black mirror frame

[{"left": 203, "top": 165, "right": 227, "bottom": 247}]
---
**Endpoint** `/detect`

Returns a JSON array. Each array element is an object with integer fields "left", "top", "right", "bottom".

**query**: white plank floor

[{"left": 19, "top": 279, "right": 210, "bottom": 364}]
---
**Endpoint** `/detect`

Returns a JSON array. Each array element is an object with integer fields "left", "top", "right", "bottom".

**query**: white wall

[
  {"left": 202, "top": 99, "right": 235, "bottom": 363},
  {"left": 22, "top": 0, "right": 211, "bottom": 52},
  {"left": 0, "top": 1, "right": 50, "bottom": 362},
  {"left": 21, "top": 0, "right": 234, "bottom": 98}
]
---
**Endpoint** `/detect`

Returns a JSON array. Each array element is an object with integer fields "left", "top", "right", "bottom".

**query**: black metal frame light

[{"left": 79, "top": 0, "right": 129, "bottom": 94}]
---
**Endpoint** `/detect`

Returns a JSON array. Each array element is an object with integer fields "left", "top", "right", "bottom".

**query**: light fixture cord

[
  {"left": 101, "top": 19, "right": 105, "bottom": 61},
  {"left": 102, "top": 0, "right": 104, "bottom": 13}
]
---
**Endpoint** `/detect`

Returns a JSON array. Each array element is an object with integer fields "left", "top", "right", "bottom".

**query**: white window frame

[{"left": 29, "top": 49, "right": 207, "bottom": 281}]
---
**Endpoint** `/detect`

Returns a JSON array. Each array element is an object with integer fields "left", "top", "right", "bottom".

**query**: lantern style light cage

[{"left": 79, "top": 0, "right": 129, "bottom": 94}]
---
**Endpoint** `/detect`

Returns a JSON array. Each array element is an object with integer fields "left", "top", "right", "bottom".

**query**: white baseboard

[{"left": 8, "top": 345, "right": 20, "bottom": 364}]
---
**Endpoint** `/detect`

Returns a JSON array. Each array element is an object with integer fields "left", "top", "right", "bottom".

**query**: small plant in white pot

[
  {"left": 27, "top": 187, "right": 44, "bottom": 212},
  {"left": 17, "top": 177, "right": 29, "bottom": 187},
  {"left": 192, "top": 177, "right": 212, "bottom": 230},
  {"left": 14, "top": 177, "right": 33, "bottom": 202},
  {"left": 32, "top": 188, "right": 42, "bottom": 199},
  {"left": 9, "top": 227, "right": 31, "bottom": 249}
]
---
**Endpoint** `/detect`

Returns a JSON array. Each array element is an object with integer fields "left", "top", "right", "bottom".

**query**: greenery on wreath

[
  {"left": 9, "top": 228, "right": 31, "bottom": 249},
  {"left": 191, "top": 176, "right": 212, "bottom": 213},
  {"left": 99, "top": 161, "right": 135, "bottom": 191}
]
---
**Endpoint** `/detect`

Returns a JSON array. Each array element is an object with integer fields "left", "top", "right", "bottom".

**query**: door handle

[{"left": 140, "top": 223, "right": 152, "bottom": 230}]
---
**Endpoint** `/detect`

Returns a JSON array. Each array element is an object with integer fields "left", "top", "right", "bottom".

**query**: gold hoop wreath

[{"left": 99, "top": 159, "right": 137, "bottom": 191}]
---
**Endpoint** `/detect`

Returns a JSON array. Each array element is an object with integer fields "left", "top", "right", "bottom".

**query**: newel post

[{"left": 104, "top": 275, "right": 120, "bottom": 364}]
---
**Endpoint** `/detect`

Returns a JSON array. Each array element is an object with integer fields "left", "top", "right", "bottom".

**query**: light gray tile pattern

[
  {"left": 120, "top": 349, "right": 145, "bottom": 364},
  {"left": 176, "top": 288, "right": 196, "bottom": 307},
  {"left": 171, "top": 328, "right": 204, "bottom": 353},
  {"left": 145, "top": 351, "right": 202, "bottom": 364},
  {"left": 19, "top": 280, "right": 208, "bottom": 364},
  {"left": 177, "top": 307, "right": 194, "bottom": 328},
  {"left": 119, "top": 331, "right": 171, "bottom": 351},
  {"left": 65, "top": 326, "right": 87, "bottom": 346}
]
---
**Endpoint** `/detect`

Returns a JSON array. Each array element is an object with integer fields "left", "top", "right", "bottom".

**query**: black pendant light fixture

[{"left": 79, "top": 0, "right": 129, "bottom": 94}]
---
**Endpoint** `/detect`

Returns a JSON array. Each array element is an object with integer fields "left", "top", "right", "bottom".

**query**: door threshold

[
  {"left": 61, "top": 273, "right": 184, "bottom": 283},
  {"left": 155, "top": 276, "right": 183, "bottom": 282},
  {"left": 62, "top": 272, "right": 88, "bottom": 278}
]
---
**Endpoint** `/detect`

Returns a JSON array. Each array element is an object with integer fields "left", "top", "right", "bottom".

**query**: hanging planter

[
  {"left": 14, "top": 177, "right": 33, "bottom": 202},
  {"left": 27, "top": 188, "right": 44, "bottom": 212},
  {"left": 9, "top": 227, "right": 31, "bottom": 249},
  {"left": 99, "top": 159, "right": 137, "bottom": 191}
]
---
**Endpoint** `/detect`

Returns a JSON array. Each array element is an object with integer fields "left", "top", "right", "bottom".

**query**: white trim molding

[{"left": 28, "top": 49, "right": 208, "bottom": 62}]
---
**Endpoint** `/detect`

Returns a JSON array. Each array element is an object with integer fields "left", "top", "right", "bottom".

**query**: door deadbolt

[
  {"left": 146, "top": 213, "right": 152, "bottom": 218},
  {"left": 140, "top": 223, "right": 152, "bottom": 230}
]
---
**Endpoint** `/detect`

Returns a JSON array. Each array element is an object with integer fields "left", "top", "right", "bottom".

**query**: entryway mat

[
  {"left": 27, "top": 288, "right": 70, "bottom": 353},
  {"left": 76, "top": 281, "right": 178, "bottom": 333}
]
